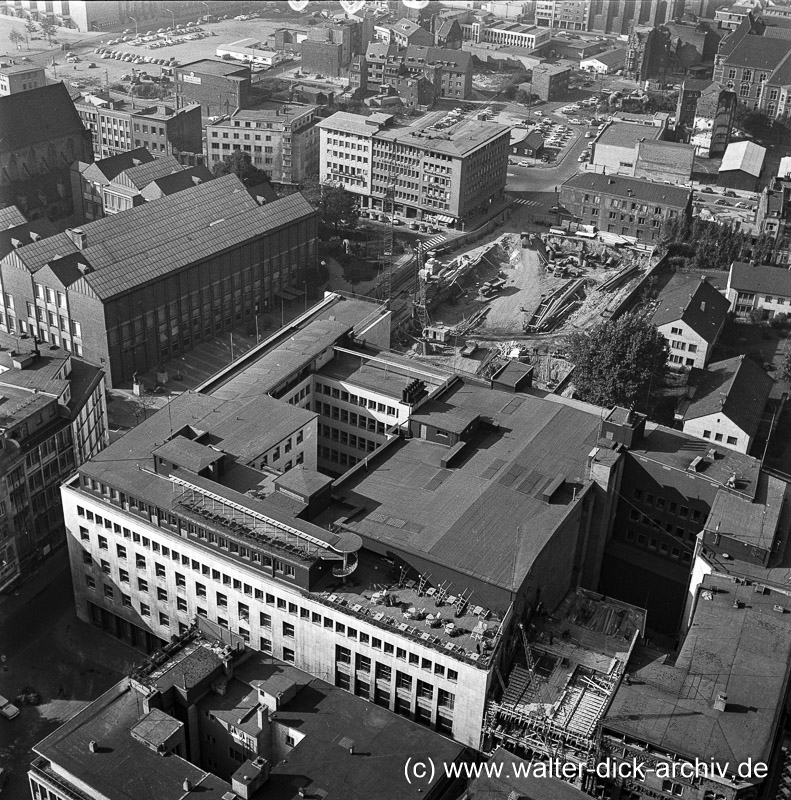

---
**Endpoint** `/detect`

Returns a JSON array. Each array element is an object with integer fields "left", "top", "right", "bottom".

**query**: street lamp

[
  {"left": 163, "top": 7, "right": 175, "bottom": 29},
  {"left": 128, "top": 16, "right": 138, "bottom": 36}
]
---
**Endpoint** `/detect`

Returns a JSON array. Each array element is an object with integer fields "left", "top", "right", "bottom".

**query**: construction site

[
  {"left": 482, "top": 589, "right": 645, "bottom": 778},
  {"left": 397, "top": 231, "right": 656, "bottom": 391}
]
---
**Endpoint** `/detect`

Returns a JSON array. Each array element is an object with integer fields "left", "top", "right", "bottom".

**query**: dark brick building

[
  {"left": 174, "top": 60, "right": 251, "bottom": 117},
  {"left": 0, "top": 175, "right": 317, "bottom": 387}
]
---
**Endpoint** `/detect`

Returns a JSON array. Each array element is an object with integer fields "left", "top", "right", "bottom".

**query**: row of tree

[
  {"left": 8, "top": 15, "right": 57, "bottom": 50},
  {"left": 661, "top": 215, "right": 775, "bottom": 271}
]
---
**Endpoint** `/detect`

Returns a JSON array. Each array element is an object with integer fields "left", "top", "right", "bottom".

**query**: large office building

[
  {"left": 63, "top": 289, "right": 791, "bottom": 760},
  {"left": 205, "top": 104, "right": 320, "bottom": 187},
  {"left": 0, "top": 82, "right": 93, "bottom": 222},
  {"left": 318, "top": 111, "right": 509, "bottom": 228},
  {"left": 535, "top": 0, "right": 592, "bottom": 30},
  {"left": 0, "top": 336, "right": 106, "bottom": 593},
  {"left": 0, "top": 175, "right": 317, "bottom": 387},
  {"left": 30, "top": 627, "right": 464, "bottom": 800},
  {"left": 72, "top": 94, "right": 202, "bottom": 162},
  {"left": 559, "top": 172, "right": 692, "bottom": 242}
]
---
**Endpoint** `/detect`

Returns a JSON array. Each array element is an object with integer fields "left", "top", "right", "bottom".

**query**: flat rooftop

[
  {"left": 315, "top": 384, "right": 603, "bottom": 594},
  {"left": 626, "top": 422, "right": 762, "bottom": 501},
  {"left": 604, "top": 573, "right": 791, "bottom": 768},
  {"left": 376, "top": 115, "right": 511, "bottom": 158},
  {"left": 32, "top": 680, "right": 230, "bottom": 800},
  {"left": 176, "top": 58, "right": 249, "bottom": 77},
  {"left": 596, "top": 121, "right": 663, "bottom": 149},
  {"left": 317, "top": 347, "right": 450, "bottom": 400}
]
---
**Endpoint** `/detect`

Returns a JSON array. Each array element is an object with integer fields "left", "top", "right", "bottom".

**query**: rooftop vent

[
  {"left": 66, "top": 227, "right": 87, "bottom": 250},
  {"left": 192, "top": 176, "right": 203, "bottom": 186},
  {"left": 713, "top": 692, "right": 727, "bottom": 712},
  {"left": 88, "top": 740, "right": 99, "bottom": 753},
  {"left": 688, "top": 455, "right": 705, "bottom": 472},
  {"left": 183, "top": 779, "right": 192, "bottom": 792}
]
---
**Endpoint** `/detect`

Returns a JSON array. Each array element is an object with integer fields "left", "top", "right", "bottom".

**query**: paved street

[{"left": 0, "top": 559, "right": 138, "bottom": 799}]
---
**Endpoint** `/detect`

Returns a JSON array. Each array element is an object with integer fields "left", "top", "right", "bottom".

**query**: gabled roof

[
  {"left": 0, "top": 217, "right": 57, "bottom": 261},
  {"left": 729, "top": 261, "right": 791, "bottom": 296},
  {"left": 653, "top": 275, "right": 730, "bottom": 343},
  {"left": 0, "top": 206, "right": 26, "bottom": 228},
  {"left": 139, "top": 165, "right": 214, "bottom": 200},
  {"left": 562, "top": 172, "right": 691, "bottom": 208},
  {"left": 4, "top": 175, "right": 317, "bottom": 302},
  {"left": 582, "top": 47, "right": 627, "bottom": 67},
  {"left": 684, "top": 355, "right": 773, "bottom": 439},
  {"left": 80, "top": 148, "right": 155, "bottom": 183},
  {"left": 114, "top": 156, "right": 183, "bottom": 190},
  {"left": 0, "top": 82, "right": 86, "bottom": 153},
  {"left": 719, "top": 140, "right": 766, "bottom": 177}
]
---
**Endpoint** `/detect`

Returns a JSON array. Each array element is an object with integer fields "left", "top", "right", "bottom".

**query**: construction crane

[{"left": 413, "top": 243, "right": 430, "bottom": 333}]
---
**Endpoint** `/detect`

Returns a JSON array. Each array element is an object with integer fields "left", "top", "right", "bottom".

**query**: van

[{"left": 0, "top": 695, "right": 19, "bottom": 720}]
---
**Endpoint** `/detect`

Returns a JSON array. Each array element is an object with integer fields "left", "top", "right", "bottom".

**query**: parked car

[
  {"left": 715, "top": 199, "right": 729, "bottom": 205},
  {"left": 0, "top": 696, "right": 19, "bottom": 720},
  {"left": 723, "top": 190, "right": 737, "bottom": 198},
  {"left": 700, "top": 187, "right": 714, "bottom": 193}
]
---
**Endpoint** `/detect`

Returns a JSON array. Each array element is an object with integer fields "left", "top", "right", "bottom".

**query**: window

[
  {"left": 138, "top": 577, "right": 148, "bottom": 593},
  {"left": 140, "top": 602, "right": 150, "bottom": 617},
  {"left": 283, "top": 622, "right": 295, "bottom": 638},
  {"left": 283, "top": 647, "right": 295, "bottom": 663},
  {"left": 159, "top": 612, "right": 170, "bottom": 627},
  {"left": 727, "top": 436, "right": 738, "bottom": 445},
  {"left": 703, "top": 429, "right": 711, "bottom": 438},
  {"left": 715, "top": 433, "right": 723, "bottom": 442}
]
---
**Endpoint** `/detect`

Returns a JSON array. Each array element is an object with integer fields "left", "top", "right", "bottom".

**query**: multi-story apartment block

[
  {"left": 727, "top": 259, "right": 791, "bottom": 316},
  {"left": 0, "top": 340, "right": 106, "bottom": 592},
  {"left": 72, "top": 94, "right": 202, "bottom": 161},
  {"left": 753, "top": 176, "right": 791, "bottom": 265},
  {"left": 318, "top": 111, "right": 509, "bottom": 227},
  {"left": 654, "top": 274, "right": 730, "bottom": 369},
  {"left": 560, "top": 172, "right": 692, "bottom": 242},
  {"left": 0, "top": 82, "right": 92, "bottom": 222},
  {"left": 713, "top": 12, "right": 791, "bottom": 120},
  {"left": 0, "top": 60, "right": 46, "bottom": 95},
  {"left": 301, "top": 15, "right": 369, "bottom": 77},
  {"left": 205, "top": 104, "right": 320, "bottom": 187},
  {"left": 351, "top": 43, "right": 473, "bottom": 101},
  {"left": 173, "top": 60, "right": 251, "bottom": 118},
  {"left": 29, "top": 629, "right": 464, "bottom": 800},
  {"left": 0, "top": 175, "right": 318, "bottom": 387},
  {"left": 535, "top": 0, "right": 591, "bottom": 30}
]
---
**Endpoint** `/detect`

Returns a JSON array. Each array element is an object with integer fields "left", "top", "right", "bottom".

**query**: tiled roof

[
  {"left": 562, "top": 172, "right": 691, "bottom": 208},
  {"left": 0, "top": 206, "right": 26, "bottom": 228},
  {"left": 653, "top": 275, "right": 730, "bottom": 343},
  {"left": 729, "top": 261, "right": 791, "bottom": 296},
  {"left": 116, "top": 156, "right": 183, "bottom": 189},
  {"left": 81, "top": 148, "right": 156, "bottom": 182},
  {"left": 684, "top": 355, "right": 773, "bottom": 439},
  {"left": 141, "top": 166, "right": 214, "bottom": 198},
  {"left": 0, "top": 218, "right": 57, "bottom": 261},
  {"left": 6, "top": 176, "right": 316, "bottom": 301},
  {"left": 721, "top": 30, "right": 791, "bottom": 69},
  {"left": 0, "top": 82, "right": 87, "bottom": 152}
]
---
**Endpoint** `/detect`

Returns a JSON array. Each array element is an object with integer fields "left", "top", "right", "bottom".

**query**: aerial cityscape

[{"left": 1, "top": 0, "right": 791, "bottom": 798}]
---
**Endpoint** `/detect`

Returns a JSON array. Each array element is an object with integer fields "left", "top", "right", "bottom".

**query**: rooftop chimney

[
  {"left": 66, "top": 227, "right": 87, "bottom": 250},
  {"left": 183, "top": 779, "right": 192, "bottom": 792},
  {"left": 88, "top": 740, "right": 99, "bottom": 753},
  {"left": 713, "top": 693, "right": 727, "bottom": 712},
  {"left": 192, "top": 176, "right": 202, "bottom": 186}
]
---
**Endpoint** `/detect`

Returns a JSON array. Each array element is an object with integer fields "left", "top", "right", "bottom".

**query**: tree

[
  {"left": 24, "top": 16, "right": 37, "bottom": 40},
  {"left": 566, "top": 311, "right": 669, "bottom": 411},
  {"left": 39, "top": 16, "right": 56, "bottom": 45},
  {"left": 8, "top": 30, "right": 23, "bottom": 49},
  {"left": 211, "top": 149, "right": 269, "bottom": 188},
  {"left": 514, "top": 88, "right": 531, "bottom": 105},
  {"left": 299, "top": 173, "right": 322, "bottom": 207},
  {"left": 317, "top": 182, "right": 359, "bottom": 232}
]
